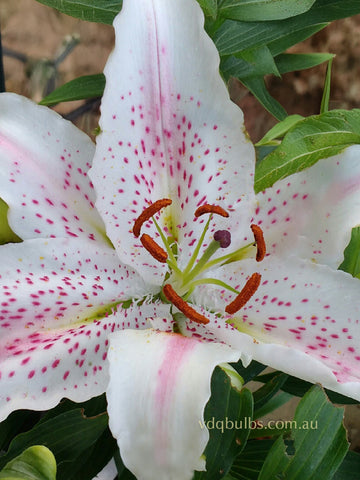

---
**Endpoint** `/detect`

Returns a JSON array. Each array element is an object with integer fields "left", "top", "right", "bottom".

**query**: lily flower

[{"left": 0, "top": 0, "right": 360, "bottom": 478}]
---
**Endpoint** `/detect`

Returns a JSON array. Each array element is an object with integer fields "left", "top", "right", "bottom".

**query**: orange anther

[
  {"left": 194, "top": 204, "right": 229, "bottom": 218},
  {"left": 162, "top": 284, "right": 210, "bottom": 325},
  {"left": 133, "top": 198, "right": 172, "bottom": 237},
  {"left": 225, "top": 272, "right": 262, "bottom": 315},
  {"left": 140, "top": 234, "right": 168, "bottom": 263},
  {"left": 251, "top": 224, "right": 266, "bottom": 262}
]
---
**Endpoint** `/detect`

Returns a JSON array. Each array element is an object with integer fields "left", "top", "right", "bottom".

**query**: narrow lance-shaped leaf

[
  {"left": 35, "top": 0, "right": 122, "bottom": 24},
  {"left": 40, "top": 74, "right": 105, "bottom": 106}
]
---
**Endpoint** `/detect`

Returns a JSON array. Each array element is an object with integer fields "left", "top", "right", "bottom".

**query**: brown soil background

[{"left": 1, "top": 0, "right": 360, "bottom": 453}]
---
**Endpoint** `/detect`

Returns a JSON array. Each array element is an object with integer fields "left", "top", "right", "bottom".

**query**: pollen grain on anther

[
  {"left": 162, "top": 284, "right": 210, "bottom": 324},
  {"left": 194, "top": 204, "right": 229, "bottom": 218},
  {"left": 140, "top": 234, "right": 168, "bottom": 263},
  {"left": 133, "top": 198, "right": 172, "bottom": 237},
  {"left": 251, "top": 224, "right": 266, "bottom": 262},
  {"left": 225, "top": 272, "right": 262, "bottom": 315}
]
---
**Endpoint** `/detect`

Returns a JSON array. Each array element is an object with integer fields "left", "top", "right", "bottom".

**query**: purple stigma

[{"left": 214, "top": 230, "right": 231, "bottom": 248}]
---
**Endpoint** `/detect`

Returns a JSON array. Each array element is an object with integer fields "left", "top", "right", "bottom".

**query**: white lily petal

[
  {"left": 90, "top": 0, "right": 255, "bottom": 284},
  {"left": 0, "top": 93, "right": 106, "bottom": 244},
  {"left": 253, "top": 145, "right": 360, "bottom": 268},
  {"left": 107, "top": 329, "right": 239, "bottom": 480}
]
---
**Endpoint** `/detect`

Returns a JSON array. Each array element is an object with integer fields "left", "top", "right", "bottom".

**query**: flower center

[{"left": 133, "top": 199, "right": 266, "bottom": 325}]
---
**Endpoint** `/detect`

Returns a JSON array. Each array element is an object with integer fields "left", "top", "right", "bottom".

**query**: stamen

[
  {"left": 140, "top": 234, "right": 168, "bottom": 263},
  {"left": 133, "top": 198, "right": 172, "bottom": 237},
  {"left": 251, "top": 224, "right": 266, "bottom": 262},
  {"left": 194, "top": 204, "right": 229, "bottom": 218},
  {"left": 162, "top": 284, "right": 210, "bottom": 324},
  {"left": 225, "top": 272, "right": 262, "bottom": 315}
]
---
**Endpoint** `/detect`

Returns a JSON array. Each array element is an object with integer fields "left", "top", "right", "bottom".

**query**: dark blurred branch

[
  {"left": 2, "top": 46, "right": 28, "bottom": 63},
  {"left": 63, "top": 97, "right": 101, "bottom": 121}
]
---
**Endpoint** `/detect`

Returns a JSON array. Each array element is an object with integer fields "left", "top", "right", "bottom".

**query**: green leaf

[
  {"left": 231, "top": 360, "right": 267, "bottom": 384},
  {"left": 58, "top": 428, "right": 117, "bottom": 480},
  {"left": 238, "top": 76, "right": 287, "bottom": 120},
  {"left": 259, "top": 385, "right": 349, "bottom": 479},
  {"left": 276, "top": 52, "right": 334, "bottom": 74},
  {"left": 0, "top": 411, "right": 42, "bottom": 451},
  {"left": 230, "top": 439, "right": 276, "bottom": 480},
  {"left": 254, "top": 392, "right": 293, "bottom": 420},
  {"left": 258, "top": 436, "right": 289, "bottom": 480},
  {"left": 320, "top": 56, "right": 334, "bottom": 114},
  {"left": 0, "top": 446, "right": 56, "bottom": 480},
  {"left": 234, "top": 45, "right": 280, "bottom": 78},
  {"left": 253, "top": 372, "right": 288, "bottom": 413},
  {"left": 256, "top": 371, "right": 359, "bottom": 404},
  {"left": 40, "top": 74, "right": 105, "bottom": 106},
  {"left": 194, "top": 366, "right": 253, "bottom": 480},
  {"left": 267, "top": 23, "right": 328, "bottom": 56},
  {"left": 197, "top": 0, "right": 217, "bottom": 18},
  {"left": 0, "top": 199, "right": 22, "bottom": 245},
  {"left": 254, "top": 109, "right": 360, "bottom": 193},
  {"left": 214, "top": 0, "right": 360, "bottom": 56},
  {"left": 219, "top": 0, "right": 315, "bottom": 22},
  {"left": 0, "top": 410, "right": 108, "bottom": 471},
  {"left": 339, "top": 227, "right": 360, "bottom": 278},
  {"left": 333, "top": 451, "right": 360, "bottom": 480},
  {"left": 256, "top": 114, "right": 304, "bottom": 146},
  {"left": 35, "top": 0, "right": 121, "bottom": 24}
]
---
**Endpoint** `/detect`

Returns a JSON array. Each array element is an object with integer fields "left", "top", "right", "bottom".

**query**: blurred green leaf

[
  {"left": 0, "top": 445, "right": 56, "bottom": 480},
  {"left": 254, "top": 109, "right": 360, "bottom": 193},
  {"left": 333, "top": 451, "right": 360, "bottom": 480},
  {"left": 219, "top": 0, "right": 315, "bottom": 21},
  {"left": 276, "top": 52, "right": 334, "bottom": 74},
  {"left": 194, "top": 366, "right": 253, "bottom": 480},
  {"left": 258, "top": 385, "right": 349, "bottom": 479},
  {"left": 320, "top": 56, "right": 334, "bottom": 113},
  {"left": 339, "top": 227, "right": 360, "bottom": 279},
  {"left": 40, "top": 74, "right": 105, "bottom": 105}
]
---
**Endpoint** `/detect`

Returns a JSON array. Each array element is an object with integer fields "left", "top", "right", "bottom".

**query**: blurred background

[{"left": 1, "top": 0, "right": 360, "bottom": 451}]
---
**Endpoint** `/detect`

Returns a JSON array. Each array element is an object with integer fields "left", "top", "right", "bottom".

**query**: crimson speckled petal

[
  {"left": 252, "top": 145, "right": 360, "bottom": 268},
  {"left": 0, "top": 238, "right": 152, "bottom": 347},
  {"left": 0, "top": 303, "right": 167, "bottom": 420},
  {"left": 0, "top": 94, "right": 106, "bottom": 244},
  {"left": 191, "top": 256, "right": 360, "bottom": 399},
  {"left": 89, "top": 0, "right": 255, "bottom": 285}
]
